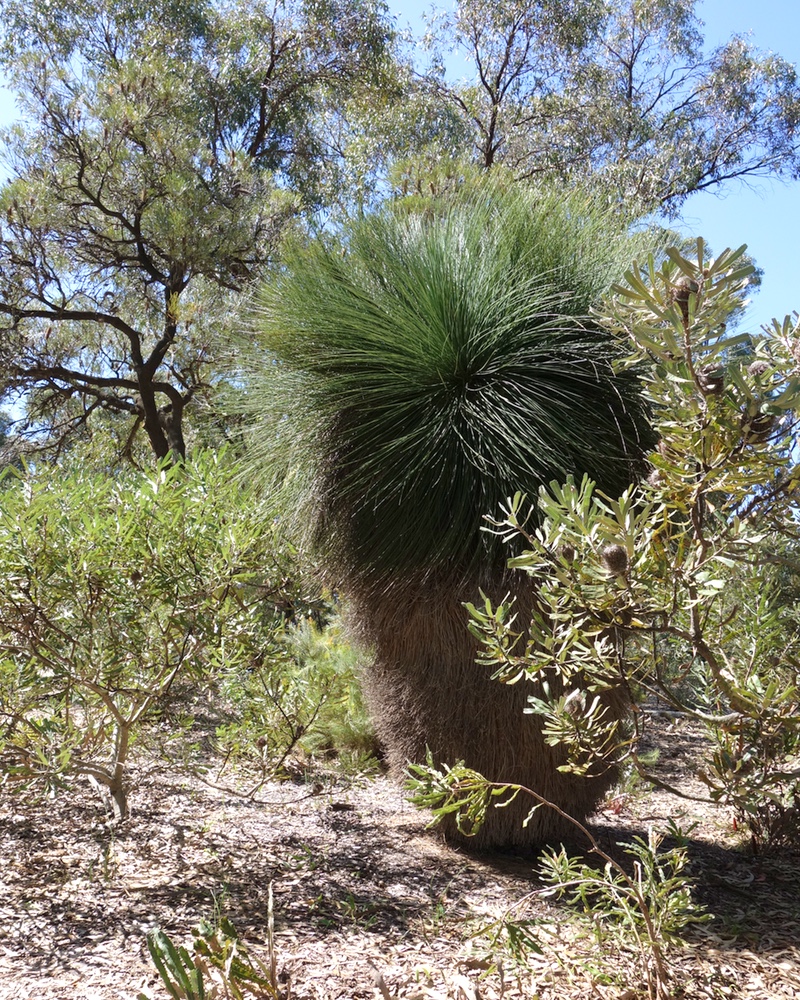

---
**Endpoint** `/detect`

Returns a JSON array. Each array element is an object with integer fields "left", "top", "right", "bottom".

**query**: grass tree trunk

[{"left": 358, "top": 582, "right": 623, "bottom": 850}]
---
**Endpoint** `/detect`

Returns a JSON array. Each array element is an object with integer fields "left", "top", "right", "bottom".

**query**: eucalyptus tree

[
  {"left": 246, "top": 181, "right": 664, "bottom": 849},
  {"left": 419, "top": 0, "right": 800, "bottom": 215},
  {"left": 0, "top": 0, "right": 394, "bottom": 461}
]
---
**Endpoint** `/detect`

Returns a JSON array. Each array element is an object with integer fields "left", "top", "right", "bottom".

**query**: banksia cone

[
  {"left": 671, "top": 276, "right": 700, "bottom": 324},
  {"left": 602, "top": 543, "right": 629, "bottom": 576},
  {"left": 747, "top": 360, "right": 770, "bottom": 379},
  {"left": 563, "top": 689, "right": 586, "bottom": 717},
  {"left": 558, "top": 544, "right": 576, "bottom": 564},
  {"left": 697, "top": 364, "right": 724, "bottom": 395},
  {"left": 742, "top": 410, "right": 776, "bottom": 444}
]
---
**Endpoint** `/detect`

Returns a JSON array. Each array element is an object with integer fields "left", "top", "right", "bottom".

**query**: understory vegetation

[
  {"left": 406, "top": 242, "right": 800, "bottom": 997},
  {"left": 0, "top": 2, "right": 799, "bottom": 998},
  {"left": 0, "top": 451, "right": 377, "bottom": 822}
]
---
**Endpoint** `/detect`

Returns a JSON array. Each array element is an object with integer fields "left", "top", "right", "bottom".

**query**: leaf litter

[{"left": 0, "top": 720, "right": 798, "bottom": 1000}]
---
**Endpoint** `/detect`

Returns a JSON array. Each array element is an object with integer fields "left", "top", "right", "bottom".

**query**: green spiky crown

[{"left": 248, "top": 185, "right": 659, "bottom": 588}]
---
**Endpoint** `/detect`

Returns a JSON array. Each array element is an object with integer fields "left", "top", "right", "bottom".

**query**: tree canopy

[
  {"left": 0, "top": 0, "right": 799, "bottom": 461},
  {"left": 416, "top": 0, "right": 800, "bottom": 214},
  {"left": 0, "top": 0, "right": 394, "bottom": 460}
]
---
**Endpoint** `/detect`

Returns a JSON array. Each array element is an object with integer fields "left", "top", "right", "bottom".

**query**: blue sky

[
  {"left": 0, "top": 0, "right": 796, "bottom": 333},
  {"left": 680, "top": 0, "right": 800, "bottom": 333}
]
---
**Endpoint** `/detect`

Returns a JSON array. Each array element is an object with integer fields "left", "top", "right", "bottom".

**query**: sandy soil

[{"left": 0, "top": 719, "right": 798, "bottom": 1000}]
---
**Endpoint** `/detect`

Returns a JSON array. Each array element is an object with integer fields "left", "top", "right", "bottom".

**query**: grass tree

[{"left": 246, "top": 182, "right": 662, "bottom": 849}]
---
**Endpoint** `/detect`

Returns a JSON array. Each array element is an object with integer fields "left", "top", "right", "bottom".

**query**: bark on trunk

[
  {"left": 108, "top": 719, "right": 131, "bottom": 821},
  {"left": 137, "top": 384, "right": 186, "bottom": 461},
  {"left": 357, "top": 581, "right": 626, "bottom": 852}
]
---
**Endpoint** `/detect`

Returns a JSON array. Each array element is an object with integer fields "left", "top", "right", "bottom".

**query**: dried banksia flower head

[
  {"left": 741, "top": 410, "right": 776, "bottom": 444},
  {"left": 558, "top": 543, "right": 576, "bottom": 564},
  {"left": 697, "top": 364, "right": 724, "bottom": 395},
  {"left": 747, "top": 360, "right": 770, "bottom": 379},
  {"left": 670, "top": 275, "right": 700, "bottom": 324},
  {"left": 602, "top": 543, "right": 629, "bottom": 576},
  {"left": 563, "top": 689, "right": 586, "bottom": 718}
]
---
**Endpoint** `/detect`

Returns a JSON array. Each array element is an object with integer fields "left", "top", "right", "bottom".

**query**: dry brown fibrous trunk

[{"left": 355, "top": 580, "right": 626, "bottom": 852}]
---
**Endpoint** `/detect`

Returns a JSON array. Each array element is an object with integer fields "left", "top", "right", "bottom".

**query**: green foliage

[
  {"left": 213, "top": 615, "right": 378, "bottom": 781},
  {"left": 0, "top": 450, "right": 302, "bottom": 817},
  {"left": 469, "top": 240, "right": 800, "bottom": 848},
  {"left": 144, "top": 929, "right": 208, "bottom": 1000},
  {"left": 0, "top": 0, "right": 394, "bottom": 460},
  {"left": 140, "top": 905, "right": 281, "bottom": 1000},
  {"left": 245, "top": 181, "right": 661, "bottom": 589},
  {"left": 285, "top": 617, "right": 376, "bottom": 759},
  {"left": 407, "top": 751, "right": 520, "bottom": 838},
  {"left": 539, "top": 826, "right": 710, "bottom": 999},
  {"left": 406, "top": 757, "right": 707, "bottom": 999}
]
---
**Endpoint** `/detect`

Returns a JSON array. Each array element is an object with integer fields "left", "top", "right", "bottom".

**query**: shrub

[
  {"left": 464, "top": 241, "right": 800, "bottom": 849},
  {"left": 0, "top": 451, "right": 303, "bottom": 818}
]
